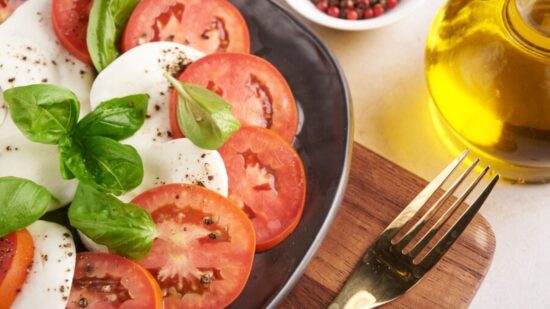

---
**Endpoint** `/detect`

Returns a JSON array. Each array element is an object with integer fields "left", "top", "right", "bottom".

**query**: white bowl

[{"left": 284, "top": 0, "right": 426, "bottom": 31}]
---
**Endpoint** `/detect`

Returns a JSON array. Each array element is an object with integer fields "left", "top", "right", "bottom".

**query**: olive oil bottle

[{"left": 426, "top": 0, "right": 550, "bottom": 182}]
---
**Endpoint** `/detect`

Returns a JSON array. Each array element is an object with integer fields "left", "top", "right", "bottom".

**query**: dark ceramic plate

[
  {"left": 229, "top": 0, "right": 352, "bottom": 307},
  {"left": 45, "top": 0, "right": 352, "bottom": 307}
]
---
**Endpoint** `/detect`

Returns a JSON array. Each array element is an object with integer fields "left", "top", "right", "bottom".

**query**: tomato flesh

[
  {"left": 132, "top": 184, "right": 255, "bottom": 309},
  {"left": 0, "top": 0, "right": 25, "bottom": 23},
  {"left": 122, "top": 0, "right": 250, "bottom": 55},
  {"left": 0, "top": 230, "right": 34, "bottom": 309},
  {"left": 170, "top": 53, "right": 299, "bottom": 143},
  {"left": 52, "top": 0, "right": 93, "bottom": 64},
  {"left": 67, "top": 252, "right": 163, "bottom": 309},
  {"left": 219, "top": 127, "right": 306, "bottom": 251}
]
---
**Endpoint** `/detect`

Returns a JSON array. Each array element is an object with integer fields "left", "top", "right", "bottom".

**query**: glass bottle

[{"left": 426, "top": 0, "right": 550, "bottom": 182}]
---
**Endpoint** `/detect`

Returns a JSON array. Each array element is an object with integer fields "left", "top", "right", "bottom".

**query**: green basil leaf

[
  {"left": 2, "top": 84, "right": 80, "bottom": 144},
  {"left": 68, "top": 183, "right": 157, "bottom": 259},
  {"left": 87, "top": 0, "right": 140, "bottom": 72},
  {"left": 59, "top": 155, "right": 75, "bottom": 180},
  {"left": 166, "top": 74, "right": 240, "bottom": 150},
  {"left": 0, "top": 177, "right": 52, "bottom": 237},
  {"left": 59, "top": 135, "right": 143, "bottom": 195},
  {"left": 76, "top": 94, "right": 148, "bottom": 141}
]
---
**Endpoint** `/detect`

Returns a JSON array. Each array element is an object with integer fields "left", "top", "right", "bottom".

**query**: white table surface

[{"left": 282, "top": 1, "right": 550, "bottom": 308}]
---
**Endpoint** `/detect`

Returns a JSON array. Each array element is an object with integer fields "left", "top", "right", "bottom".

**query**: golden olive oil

[{"left": 426, "top": 0, "right": 550, "bottom": 182}]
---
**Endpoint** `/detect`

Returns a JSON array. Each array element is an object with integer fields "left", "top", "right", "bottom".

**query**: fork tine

[
  {"left": 381, "top": 150, "right": 469, "bottom": 241},
  {"left": 393, "top": 158, "right": 480, "bottom": 252},
  {"left": 406, "top": 166, "right": 489, "bottom": 258},
  {"left": 418, "top": 174, "right": 499, "bottom": 270}
]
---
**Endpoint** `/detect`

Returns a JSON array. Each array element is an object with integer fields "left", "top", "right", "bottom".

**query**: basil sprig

[
  {"left": 3, "top": 84, "right": 148, "bottom": 195},
  {"left": 87, "top": 0, "right": 140, "bottom": 72},
  {"left": 0, "top": 177, "right": 52, "bottom": 237},
  {"left": 166, "top": 74, "right": 240, "bottom": 150},
  {"left": 69, "top": 184, "right": 157, "bottom": 259}
]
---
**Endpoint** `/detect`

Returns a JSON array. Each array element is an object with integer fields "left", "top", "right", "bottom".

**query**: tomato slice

[
  {"left": 169, "top": 53, "right": 299, "bottom": 143},
  {"left": 52, "top": 0, "right": 93, "bottom": 65},
  {"left": 67, "top": 252, "right": 163, "bottom": 309},
  {"left": 0, "top": 0, "right": 25, "bottom": 24},
  {"left": 132, "top": 184, "right": 255, "bottom": 309},
  {"left": 219, "top": 126, "right": 306, "bottom": 252},
  {"left": 0, "top": 230, "right": 34, "bottom": 309},
  {"left": 122, "top": 0, "right": 250, "bottom": 55}
]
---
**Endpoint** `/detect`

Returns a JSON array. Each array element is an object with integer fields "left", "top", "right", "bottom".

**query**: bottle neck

[{"left": 505, "top": 0, "right": 550, "bottom": 52}]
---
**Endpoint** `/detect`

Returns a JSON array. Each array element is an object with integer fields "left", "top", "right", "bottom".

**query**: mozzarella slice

[
  {"left": 120, "top": 138, "right": 228, "bottom": 202},
  {"left": 0, "top": 0, "right": 94, "bottom": 139},
  {"left": 12, "top": 221, "right": 76, "bottom": 309},
  {"left": 0, "top": 134, "right": 77, "bottom": 210},
  {"left": 90, "top": 42, "right": 203, "bottom": 149}
]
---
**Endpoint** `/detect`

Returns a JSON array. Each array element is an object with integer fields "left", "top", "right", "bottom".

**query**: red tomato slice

[
  {"left": 219, "top": 126, "right": 306, "bottom": 252},
  {"left": 67, "top": 252, "right": 163, "bottom": 309},
  {"left": 132, "top": 184, "right": 255, "bottom": 309},
  {"left": 52, "top": 0, "right": 93, "bottom": 65},
  {"left": 122, "top": 0, "right": 250, "bottom": 55},
  {"left": 0, "top": 0, "right": 25, "bottom": 24},
  {"left": 169, "top": 53, "right": 299, "bottom": 143},
  {"left": 0, "top": 230, "right": 34, "bottom": 309}
]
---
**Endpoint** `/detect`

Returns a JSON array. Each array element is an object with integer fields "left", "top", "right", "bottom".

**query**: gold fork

[{"left": 328, "top": 150, "right": 499, "bottom": 309}]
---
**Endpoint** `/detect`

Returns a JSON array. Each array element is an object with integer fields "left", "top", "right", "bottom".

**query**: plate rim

[{"left": 262, "top": 1, "right": 354, "bottom": 307}]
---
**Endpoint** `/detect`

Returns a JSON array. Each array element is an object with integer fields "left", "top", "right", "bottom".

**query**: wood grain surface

[{"left": 281, "top": 144, "right": 496, "bottom": 309}]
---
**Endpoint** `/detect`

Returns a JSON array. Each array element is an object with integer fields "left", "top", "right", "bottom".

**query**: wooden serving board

[{"left": 281, "top": 143, "right": 496, "bottom": 308}]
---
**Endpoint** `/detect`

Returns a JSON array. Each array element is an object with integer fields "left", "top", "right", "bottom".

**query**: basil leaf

[
  {"left": 0, "top": 177, "right": 52, "bottom": 237},
  {"left": 69, "top": 183, "right": 157, "bottom": 259},
  {"left": 59, "top": 155, "right": 75, "bottom": 180},
  {"left": 76, "top": 94, "right": 148, "bottom": 141},
  {"left": 87, "top": 0, "right": 140, "bottom": 72},
  {"left": 166, "top": 74, "right": 240, "bottom": 150},
  {"left": 3, "top": 84, "right": 80, "bottom": 144},
  {"left": 60, "top": 135, "right": 143, "bottom": 195}
]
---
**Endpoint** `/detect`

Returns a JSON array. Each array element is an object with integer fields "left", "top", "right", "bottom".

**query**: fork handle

[
  {"left": 328, "top": 290, "right": 378, "bottom": 309},
  {"left": 327, "top": 261, "right": 382, "bottom": 309}
]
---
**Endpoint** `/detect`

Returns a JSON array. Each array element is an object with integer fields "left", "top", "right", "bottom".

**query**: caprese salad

[{"left": 0, "top": 0, "right": 306, "bottom": 308}]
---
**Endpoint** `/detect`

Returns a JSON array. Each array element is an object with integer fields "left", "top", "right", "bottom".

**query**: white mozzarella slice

[
  {"left": 0, "top": 0, "right": 94, "bottom": 139},
  {"left": 121, "top": 138, "right": 228, "bottom": 202},
  {"left": 90, "top": 42, "right": 204, "bottom": 149},
  {"left": 0, "top": 134, "right": 77, "bottom": 210},
  {"left": 12, "top": 221, "right": 76, "bottom": 309}
]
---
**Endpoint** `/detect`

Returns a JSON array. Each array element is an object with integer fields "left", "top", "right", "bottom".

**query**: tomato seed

[
  {"left": 84, "top": 263, "right": 93, "bottom": 273},
  {"left": 79, "top": 297, "right": 88, "bottom": 308},
  {"left": 200, "top": 274, "right": 211, "bottom": 286},
  {"left": 203, "top": 217, "right": 214, "bottom": 225}
]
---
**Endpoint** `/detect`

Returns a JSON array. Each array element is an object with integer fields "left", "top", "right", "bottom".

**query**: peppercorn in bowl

[{"left": 285, "top": 0, "right": 425, "bottom": 30}]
